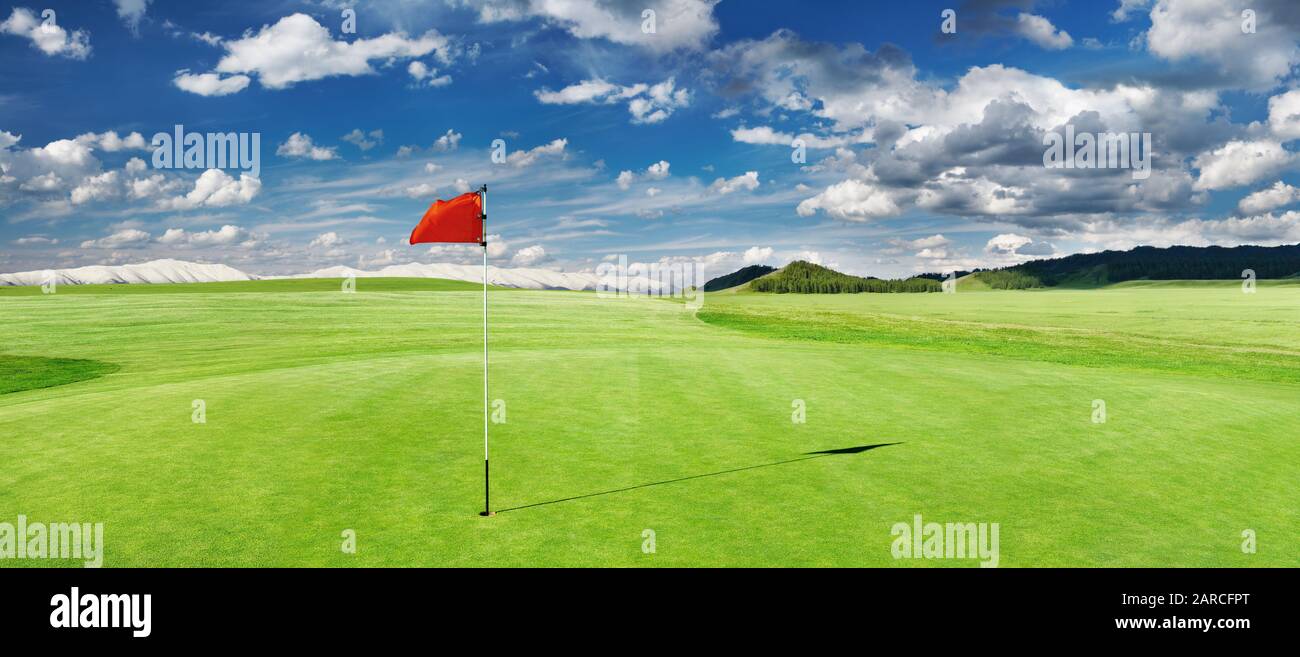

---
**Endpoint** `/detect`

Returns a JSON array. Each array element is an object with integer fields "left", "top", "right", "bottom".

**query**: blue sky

[{"left": 2, "top": 0, "right": 1300, "bottom": 277}]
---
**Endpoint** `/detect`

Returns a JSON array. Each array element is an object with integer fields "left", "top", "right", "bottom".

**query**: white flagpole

[{"left": 480, "top": 184, "right": 493, "bottom": 517}]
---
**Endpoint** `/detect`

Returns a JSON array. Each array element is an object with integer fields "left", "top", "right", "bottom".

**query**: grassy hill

[
  {"left": 703, "top": 265, "right": 776, "bottom": 291},
  {"left": 972, "top": 243, "right": 1300, "bottom": 289},
  {"left": 750, "top": 261, "right": 941, "bottom": 293}
]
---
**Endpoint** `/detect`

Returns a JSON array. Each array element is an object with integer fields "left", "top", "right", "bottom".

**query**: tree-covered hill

[
  {"left": 750, "top": 261, "right": 941, "bottom": 293},
  {"left": 703, "top": 265, "right": 777, "bottom": 291}
]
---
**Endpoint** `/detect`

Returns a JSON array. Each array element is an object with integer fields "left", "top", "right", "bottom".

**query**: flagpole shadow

[{"left": 494, "top": 442, "right": 901, "bottom": 514}]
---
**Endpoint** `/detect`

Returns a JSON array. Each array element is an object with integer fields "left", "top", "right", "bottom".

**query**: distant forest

[{"left": 968, "top": 244, "right": 1300, "bottom": 289}]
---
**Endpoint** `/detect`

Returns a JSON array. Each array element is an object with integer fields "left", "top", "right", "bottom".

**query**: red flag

[{"left": 409, "top": 191, "right": 483, "bottom": 244}]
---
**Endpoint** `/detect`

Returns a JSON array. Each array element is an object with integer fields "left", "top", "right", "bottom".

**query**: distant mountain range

[
  {"left": 0, "top": 259, "right": 254, "bottom": 286},
  {"left": 0, "top": 259, "right": 633, "bottom": 291}
]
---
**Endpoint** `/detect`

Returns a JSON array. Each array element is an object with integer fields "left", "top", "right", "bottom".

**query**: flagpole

[{"left": 480, "top": 184, "right": 493, "bottom": 517}]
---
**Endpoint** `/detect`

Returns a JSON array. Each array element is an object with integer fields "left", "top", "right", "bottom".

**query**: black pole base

[{"left": 481, "top": 458, "right": 491, "bottom": 518}]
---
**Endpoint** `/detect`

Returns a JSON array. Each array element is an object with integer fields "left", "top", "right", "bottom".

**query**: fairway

[{"left": 1, "top": 279, "right": 1296, "bottom": 567}]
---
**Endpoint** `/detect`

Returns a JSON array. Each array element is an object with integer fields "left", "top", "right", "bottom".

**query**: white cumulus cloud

[
  {"left": 277, "top": 132, "right": 339, "bottom": 161},
  {"left": 1268, "top": 88, "right": 1300, "bottom": 141},
  {"left": 162, "top": 169, "right": 261, "bottom": 209},
  {"left": 616, "top": 170, "right": 635, "bottom": 190},
  {"left": 70, "top": 171, "right": 122, "bottom": 205},
  {"left": 742, "top": 246, "right": 774, "bottom": 264},
  {"left": 341, "top": 128, "right": 383, "bottom": 151},
  {"left": 505, "top": 138, "right": 567, "bottom": 167},
  {"left": 797, "top": 179, "right": 900, "bottom": 221},
  {"left": 535, "top": 77, "right": 689, "bottom": 124},
  {"left": 1014, "top": 13, "right": 1073, "bottom": 50},
  {"left": 511, "top": 244, "right": 548, "bottom": 266},
  {"left": 113, "top": 0, "right": 152, "bottom": 34},
  {"left": 985, "top": 233, "right": 1055, "bottom": 258},
  {"left": 176, "top": 13, "right": 455, "bottom": 94},
  {"left": 75, "top": 131, "right": 149, "bottom": 152},
  {"left": 158, "top": 224, "right": 257, "bottom": 247},
  {"left": 709, "top": 171, "right": 760, "bottom": 195},
  {"left": 408, "top": 60, "right": 452, "bottom": 88},
  {"left": 172, "top": 71, "right": 251, "bottom": 97},
  {"left": 645, "top": 160, "right": 670, "bottom": 179},
  {"left": 1238, "top": 181, "right": 1300, "bottom": 214},
  {"left": 1193, "top": 140, "right": 1294, "bottom": 191},
  {"left": 433, "top": 129, "right": 462, "bottom": 152}
]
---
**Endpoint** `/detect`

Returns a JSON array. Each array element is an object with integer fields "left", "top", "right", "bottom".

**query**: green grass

[
  {"left": 697, "top": 295, "right": 1300, "bottom": 384},
  {"left": 1, "top": 279, "right": 1295, "bottom": 566},
  {"left": 1105, "top": 279, "right": 1300, "bottom": 289}
]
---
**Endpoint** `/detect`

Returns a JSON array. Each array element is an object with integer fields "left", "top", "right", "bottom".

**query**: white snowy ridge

[
  {"left": 0, "top": 259, "right": 256, "bottom": 286},
  {"left": 0, "top": 259, "right": 675, "bottom": 292}
]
